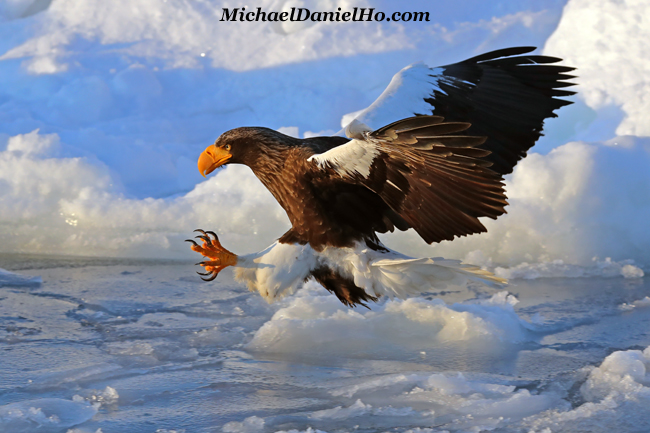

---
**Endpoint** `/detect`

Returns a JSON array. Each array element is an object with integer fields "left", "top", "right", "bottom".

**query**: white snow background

[{"left": 1, "top": 0, "right": 650, "bottom": 432}]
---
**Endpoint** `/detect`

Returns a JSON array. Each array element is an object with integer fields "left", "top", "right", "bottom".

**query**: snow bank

[
  {"left": 545, "top": 0, "right": 650, "bottom": 137},
  {"left": 0, "top": 267, "right": 41, "bottom": 286},
  {"left": 247, "top": 282, "right": 534, "bottom": 358},
  {"left": 525, "top": 346, "right": 650, "bottom": 432},
  {"left": 0, "top": 397, "right": 97, "bottom": 433}
]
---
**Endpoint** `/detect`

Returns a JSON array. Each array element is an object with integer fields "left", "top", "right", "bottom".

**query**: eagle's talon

[
  {"left": 185, "top": 239, "right": 199, "bottom": 247},
  {"left": 187, "top": 229, "right": 238, "bottom": 282},
  {"left": 195, "top": 234, "right": 212, "bottom": 244},
  {"left": 201, "top": 273, "right": 219, "bottom": 282}
]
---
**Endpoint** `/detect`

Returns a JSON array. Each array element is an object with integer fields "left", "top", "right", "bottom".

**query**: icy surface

[
  {"left": 0, "top": 267, "right": 41, "bottom": 286},
  {"left": 1, "top": 256, "right": 650, "bottom": 432}
]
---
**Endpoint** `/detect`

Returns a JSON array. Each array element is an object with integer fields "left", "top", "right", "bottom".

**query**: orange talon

[{"left": 187, "top": 229, "right": 238, "bottom": 281}]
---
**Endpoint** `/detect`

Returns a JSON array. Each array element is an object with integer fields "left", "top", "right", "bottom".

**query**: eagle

[{"left": 186, "top": 47, "right": 575, "bottom": 307}]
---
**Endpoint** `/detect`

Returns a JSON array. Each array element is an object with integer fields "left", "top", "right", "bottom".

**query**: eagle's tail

[{"left": 347, "top": 249, "right": 507, "bottom": 300}]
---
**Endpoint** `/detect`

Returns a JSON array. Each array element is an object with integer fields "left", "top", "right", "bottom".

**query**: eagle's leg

[{"left": 185, "top": 229, "right": 238, "bottom": 281}]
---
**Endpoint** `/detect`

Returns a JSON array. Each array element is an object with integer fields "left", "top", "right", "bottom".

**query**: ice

[
  {"left": 222, "top": 416, "right": 265, "bottom": 433},
  {"left": 620, "top": 296, "right": 650, "bottom": 311},
  {"left": 247, "top": 284, "right": 534, "bottom": 359},
  {"left": 0, "top": 397, "right": 98, "bottom": 433},
  {"left": 494, "top": 258, "right": 645, "bottom": 280},
  {"left": 0, "top": 257, "right": 649, "bottom": 432},
  {"left": 0, "top": 267, "right": 41, "bottom": 286},
  {"left": 524, "top": 345, "right": 650, "bottom": 432}
]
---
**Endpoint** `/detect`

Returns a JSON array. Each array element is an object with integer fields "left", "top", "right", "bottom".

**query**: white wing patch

[
  {"left": 339, "top": 63, "right": 443, "bottom": 134},
  {"left": 307, "top": 138, "right": 380, "bottom": 179}
]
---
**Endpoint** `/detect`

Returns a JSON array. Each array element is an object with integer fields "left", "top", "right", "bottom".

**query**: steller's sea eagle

[{"left": 187, "top": 47, "right": 576, "bottom": 308}]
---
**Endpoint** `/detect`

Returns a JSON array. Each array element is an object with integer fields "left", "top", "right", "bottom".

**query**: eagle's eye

[{"left": 225, "top": 144, "right": 231, "bottom": 151}]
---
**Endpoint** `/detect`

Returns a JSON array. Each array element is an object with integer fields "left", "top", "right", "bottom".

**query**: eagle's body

[{"left": 190, "top": 47, "right": 576, "bottom": 307}]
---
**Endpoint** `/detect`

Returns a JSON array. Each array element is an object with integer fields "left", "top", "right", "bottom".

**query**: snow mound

[
  {"left": 247, "top": 283, "right": 535, "bottom": 358},
  {"left": 0, "top": 397, "right": 97, "bottom": 433},
  {"left": 0, "top": 267, "right": 41, "bottom": 286},
  {"left": 525, "top": 346, "right": 650, "bottom": 432}
]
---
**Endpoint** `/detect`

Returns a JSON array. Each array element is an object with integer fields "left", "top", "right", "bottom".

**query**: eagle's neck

[{"left": 242, "top": 131, "right": 308, "bottom": 208}]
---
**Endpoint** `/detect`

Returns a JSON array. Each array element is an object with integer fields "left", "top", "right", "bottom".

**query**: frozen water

[
  {"left": 0, "top": 397, "right": 98, "bottom": 433},
  {"left": 1, "top": 0, "right": 649, "bottom": 431},
  {"left": 0, "top": 256, "right": 649, "bottom": 432},
  {"left": 0, "top": 267, "right": 41, "bottom": 286}
]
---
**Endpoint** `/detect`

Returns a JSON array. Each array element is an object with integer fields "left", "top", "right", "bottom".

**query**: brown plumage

[
  {"left": 208, "top": 118, "right": 507, "bottom": 251},
  {"left": 192, "top": 47, "right": 576, "bottom": 306}
]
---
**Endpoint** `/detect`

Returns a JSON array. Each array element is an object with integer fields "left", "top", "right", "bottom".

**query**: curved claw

[
  {"left": 194, "top": 229, "right": 207, "bottom": 235},
  {"left": 200, "top": 273, "right": 219, "bottom": 282},
  {"left": 196, "top": 271, "right": 211, "bottom": 276},
  {"left": 205, "top": 231, "right": 219, "bottom": 241},
  {"left": 185, "top": 239, "right": 199, "bottom": 247},
  {"left": 195, "top": 235, "right": 212, "bottom": 244}
]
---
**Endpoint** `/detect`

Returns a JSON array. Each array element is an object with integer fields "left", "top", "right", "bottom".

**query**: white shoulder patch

[
  {"left": 338, "top": 63, "right": 442, "bottom": 134},
  {"left": 307, "top": 138, "right": 379, "bottom": 179}
]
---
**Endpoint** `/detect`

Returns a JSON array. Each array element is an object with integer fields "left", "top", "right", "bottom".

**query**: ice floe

[{"left": 0, "top": 267, "right": 41, "bottom": 286}]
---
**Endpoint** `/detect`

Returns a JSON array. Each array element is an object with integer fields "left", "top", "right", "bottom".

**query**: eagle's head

[{"left": 198, "top": 127, "right": 292, "bottom": 177}]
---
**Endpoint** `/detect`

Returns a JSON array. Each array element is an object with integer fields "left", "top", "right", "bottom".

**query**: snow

[
  {"left": 1, "top": 0, "right": 649, "bottom": 431},
  {"left": 545, "top": 0, "right": 650, "bottom": 137},
  {"left": 247, "top": 284, "right": 533, "bottom": 357}
]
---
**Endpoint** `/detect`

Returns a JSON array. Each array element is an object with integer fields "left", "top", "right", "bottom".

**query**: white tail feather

[{"left": 233, "top": 241, "right": 506, "bottom": 304}]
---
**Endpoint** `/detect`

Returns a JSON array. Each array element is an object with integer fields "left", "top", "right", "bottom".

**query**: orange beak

[{"left": 198, "top": 144, "right": 232, "bottom": 177}]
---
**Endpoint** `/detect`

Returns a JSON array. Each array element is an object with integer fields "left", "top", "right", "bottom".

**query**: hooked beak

[{"left": 198, "top": 144, "right": 232, "bottom": 177}]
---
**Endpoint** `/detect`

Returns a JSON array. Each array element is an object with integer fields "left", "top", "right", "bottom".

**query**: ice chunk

[
  {"left": 0, "top": 268, "right": 41, "bottom": 287},
  {"left": 0, "top": 397, "right": 97, "bottom": 433},
  {"left": 247, "top": 284, "right": 535, "bottom": 358},
  {"left": 222, "top": 415, "right": 264, "bottom": 433},
  {"left": 524, "top": 345, "right": 650, "bottom": 432}
]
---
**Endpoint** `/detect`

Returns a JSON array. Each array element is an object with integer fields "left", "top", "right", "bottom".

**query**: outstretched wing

[
  {"left": 309, "top": 116, "right": 507, "bottom": 244},
  {"left": 344, "top": 46, "right": 576, "bottom": 175}
]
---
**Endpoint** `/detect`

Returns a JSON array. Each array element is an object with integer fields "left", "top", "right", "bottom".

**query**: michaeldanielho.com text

[{"left": 220, "top": 7, "right": 430, "bottom": 23}]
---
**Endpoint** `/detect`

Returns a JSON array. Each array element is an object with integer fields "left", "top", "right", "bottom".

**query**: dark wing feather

[
  {"left": 425, "top": 46, "right": 576, "bottom": 174},
  {"left": 310, "top": 116, "right": 508, "bottom": 244}
]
